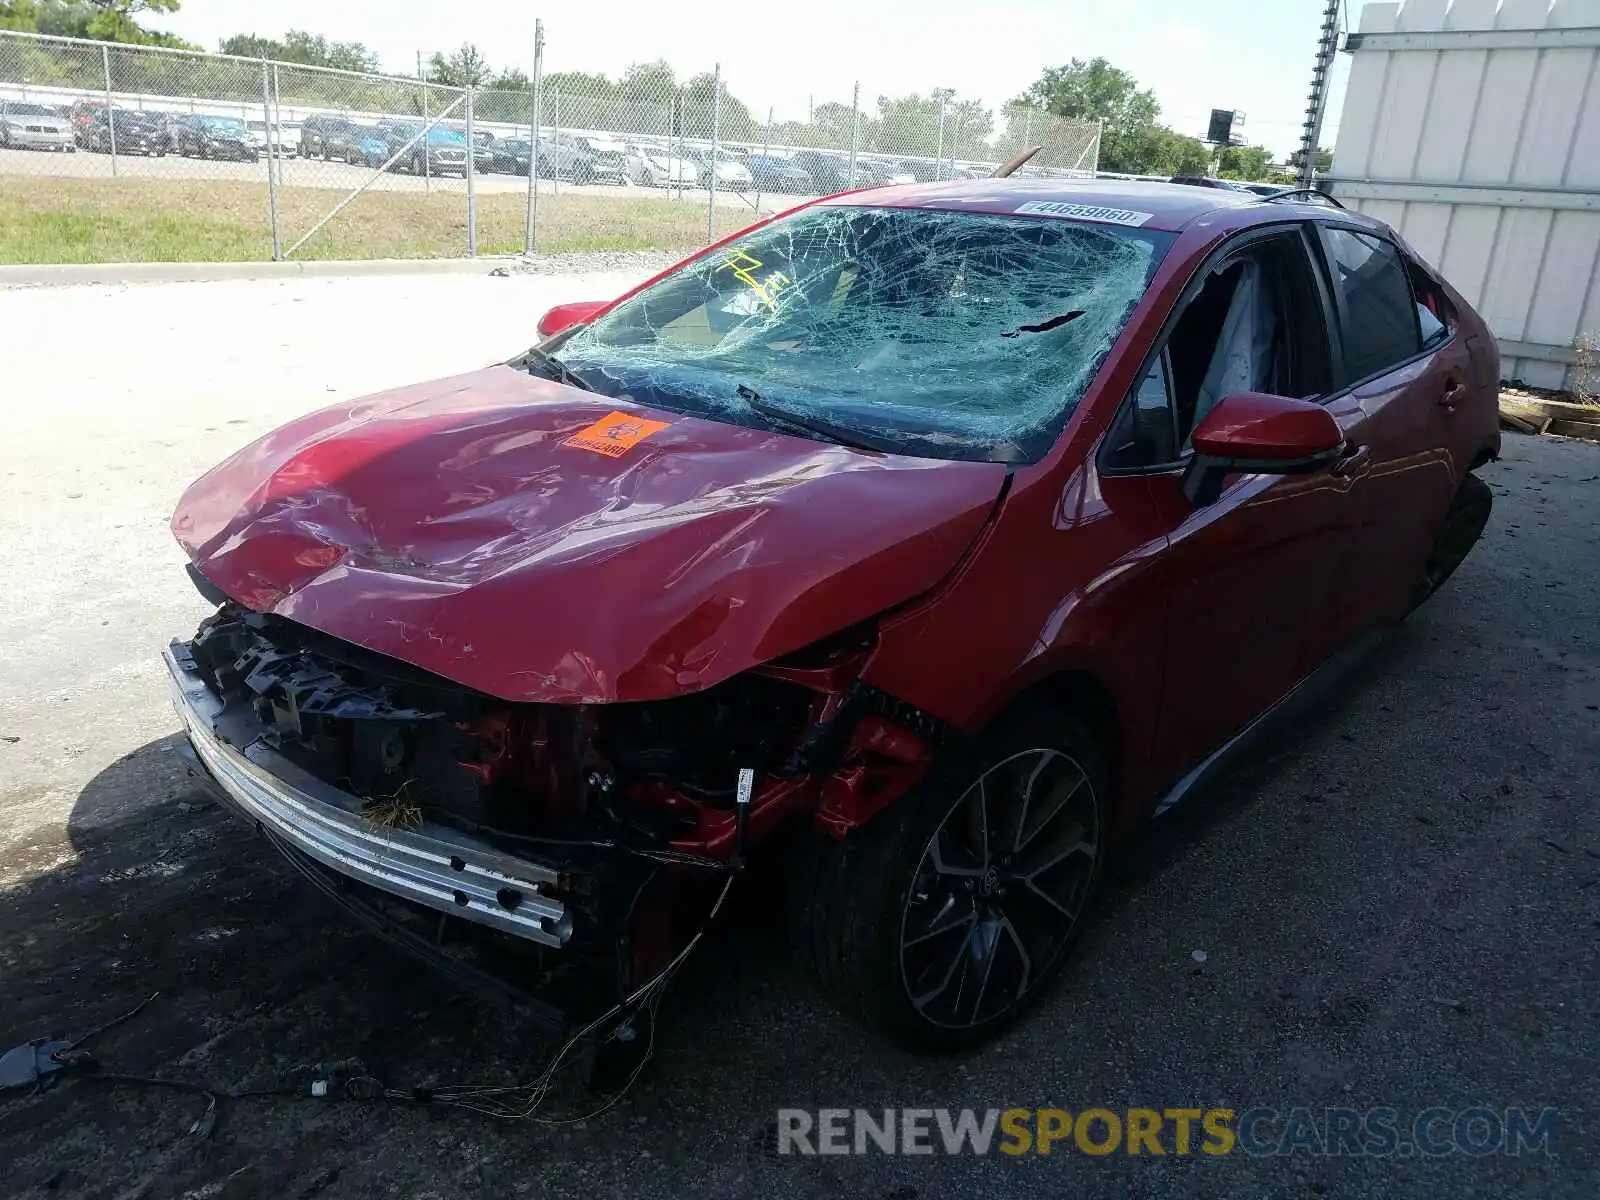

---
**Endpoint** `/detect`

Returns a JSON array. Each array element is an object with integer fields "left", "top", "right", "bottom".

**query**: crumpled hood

[{"left": 173, "top": 365, "right": 1006, "bottom": 703}]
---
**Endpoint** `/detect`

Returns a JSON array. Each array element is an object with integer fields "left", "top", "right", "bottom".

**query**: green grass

[{"left": 0, "top": 177, "right": 753, "bottom": 263}]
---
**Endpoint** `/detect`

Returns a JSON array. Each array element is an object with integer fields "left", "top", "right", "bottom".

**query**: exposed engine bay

[{"left": 172, "top": 602, "right": 945, "bottom": 1023}]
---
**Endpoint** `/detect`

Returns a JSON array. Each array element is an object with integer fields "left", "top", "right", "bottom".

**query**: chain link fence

[{"left": 0, "top": 27, "right": 1099, "bottom": 265}]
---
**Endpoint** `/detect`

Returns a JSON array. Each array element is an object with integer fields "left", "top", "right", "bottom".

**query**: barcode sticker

[{"left": 1013, "top": 201, "right": 1154, "bottom": 227}]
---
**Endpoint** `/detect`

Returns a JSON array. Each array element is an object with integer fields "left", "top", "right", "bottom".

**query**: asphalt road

[
  {"left": 0, "top": 142, "right": 796, "bottom": 209},
  {"left": 0, "top": 271, "right": 1596, "bottom": 1199}
]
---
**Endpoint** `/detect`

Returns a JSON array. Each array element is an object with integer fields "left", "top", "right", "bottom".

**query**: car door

[
  {"left": 1309, "top": 224, "right": 1472, "bottom": 637},
  {"left": 1100, "top": 224, "right": 1359, "bottom": 785}
]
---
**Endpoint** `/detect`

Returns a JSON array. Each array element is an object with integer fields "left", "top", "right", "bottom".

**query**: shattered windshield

[{"left": 556, "top": 205, "right": 1170, "bottom": 462}]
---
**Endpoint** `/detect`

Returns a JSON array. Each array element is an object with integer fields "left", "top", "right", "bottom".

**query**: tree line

[{"left": 1, "top": 0, "right": 194, "bottom": 47}]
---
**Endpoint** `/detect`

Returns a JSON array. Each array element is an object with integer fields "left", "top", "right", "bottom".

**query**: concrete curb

[{"left": 0, "top": 257, "right": 525, "bottom": 288}]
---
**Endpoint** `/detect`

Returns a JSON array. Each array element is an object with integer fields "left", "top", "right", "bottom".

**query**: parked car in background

[
  {"left": 790, "top": 149, "right": 875, "bottom": 192},
  {"left": 521, "top": 133, "right": 595, "bottom": 181},
  {"left": 624, "top": 141, "right": 701, "bottom": 188},
  {"left": 374, "top": 119, "right": 469, "bottom": 176},
  {"left": 355, "top": 127, "right": 393, "bottom": 168},
  {"left": 441, "top": 122, "right": 497, "bottom": 168},
  {"left": 323, "top": 120, "right": 373, "bottom": 164},
  {"left": 173, "top": 114, "right": 260, "bottom": 161},
  {"left": 66, "top": 100, "right": 102, "bottom": 146},
  {"left": 0, "top": 101, "right": 75, "bottom": 151},
  {"left": 1242, "top": 182, "right": 1293, "bottom": 197},
  {"left": 146, "top": 111, "right": 178, "bottom": 155},
  {"left": 861, "top": 158, "right": 918, "bottom": 186},
  {"left": 488, "top": 136, "right": 534, "bottom": 175},
  {"left": 248, "top": 120, "right": 297, "bottom": 159},
  {"left": 479, "top": 135, "right": 523, "bottom": 174},
  {"left": 691, "top": 147, "right": 753, "bottom": 189},
  {"left": 569, "top": 134, "right": 629, "bottom": 184},
  {"left": 298, "top": 114, "right": 359, "bottom": 161},
  {"left": 900, "top": 157, "right": 941, "bottom": 183},
  {"left": 742, "top": 153, "right": 814, "bottom": 194},
  {"left": 1170, "top": 175, "right": 1253, "bottom": 192},
  {"left": 83, "top": 109, "right": 169, "bottom": 156},
  {"left": 165, "top": 180, "right": 1500, "bottom": 1055}
]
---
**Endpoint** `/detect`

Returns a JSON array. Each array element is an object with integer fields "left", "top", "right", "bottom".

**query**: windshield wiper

[
  {"left": 522, "top": 346, "right": 593, "bottom": 392},
  {"left": 734, "top": 385, "right": 884, "bottom": 453}
]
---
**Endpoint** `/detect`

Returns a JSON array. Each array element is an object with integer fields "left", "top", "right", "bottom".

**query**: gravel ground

[{"left": 0, "top": 271, "right": 1596, "bottom": 1199}]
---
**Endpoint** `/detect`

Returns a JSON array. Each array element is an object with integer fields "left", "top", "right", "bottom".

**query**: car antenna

[{"left": 992, "top": 146, "right": 1043, "bottom": 178}]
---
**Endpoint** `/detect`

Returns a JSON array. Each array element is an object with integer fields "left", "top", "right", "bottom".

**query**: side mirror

[
  {"left": 1182, "top": 392, "right": 1345, "bottom": 507},
  {"left": 536, "top": 300, "right": 607, "bottom": 340}
]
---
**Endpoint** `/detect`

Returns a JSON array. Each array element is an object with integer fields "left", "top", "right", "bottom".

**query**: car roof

[{"left": 820, "top": 178, "right": 1300, "bottom": 233}]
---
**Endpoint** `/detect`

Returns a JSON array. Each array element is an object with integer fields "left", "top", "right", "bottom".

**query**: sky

[{"left": 149, "top": 0, "right": 1354, "bottom": 159}]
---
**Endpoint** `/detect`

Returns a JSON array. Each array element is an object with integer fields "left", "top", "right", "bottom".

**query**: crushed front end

[{"left": 166, "top": 602, "right": 943, "bottom": 1027}]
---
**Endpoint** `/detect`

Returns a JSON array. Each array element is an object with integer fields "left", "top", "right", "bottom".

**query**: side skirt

[{"left": 1151, "top": 627, "right": 1391, "bottom": 818}]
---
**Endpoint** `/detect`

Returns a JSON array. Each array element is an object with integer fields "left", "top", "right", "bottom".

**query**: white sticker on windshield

[{"left": 1013, "top": 201, "right": 1154, "bottom": 227}]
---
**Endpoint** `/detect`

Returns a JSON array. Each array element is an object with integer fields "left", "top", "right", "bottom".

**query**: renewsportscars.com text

[{"left": 775, "top": 1107, "right": 1561, "bottom": 1158}]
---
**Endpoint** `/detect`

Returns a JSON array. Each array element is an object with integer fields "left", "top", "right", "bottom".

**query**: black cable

[{"left": 67, "top": 992, "right": 160, "bottom": 1051}]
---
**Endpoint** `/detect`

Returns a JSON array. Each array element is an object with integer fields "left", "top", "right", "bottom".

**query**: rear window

[
  {"left": 1317, "top": 227, "right": 1422, "bottom": 383},
  {"left": 6, "top": 103, "right": 55, "bottom": 116}
]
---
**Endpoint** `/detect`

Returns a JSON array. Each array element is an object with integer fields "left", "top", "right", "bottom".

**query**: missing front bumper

[{"left": 164, "top": 643, "right": 572, "bottom": 949}]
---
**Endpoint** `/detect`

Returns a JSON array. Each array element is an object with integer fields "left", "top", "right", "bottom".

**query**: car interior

[{"left": 1108, "top": 230, "right": 1333, "bottom": 468}]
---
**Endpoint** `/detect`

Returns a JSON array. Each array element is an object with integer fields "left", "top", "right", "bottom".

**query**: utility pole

[
  {"left": 1299, "top": 0, "right": 1342, "bottom": 190},
  {"left": 524, "top": 20, "right": 545, "bottom": 254}
]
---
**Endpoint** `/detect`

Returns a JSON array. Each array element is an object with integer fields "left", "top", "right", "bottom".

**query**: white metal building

[{"left": 1330, "top": 0, "right": 1600, "bottom": 391}]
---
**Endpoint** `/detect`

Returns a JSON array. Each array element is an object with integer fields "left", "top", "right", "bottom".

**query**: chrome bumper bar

[{"left": 164, "top": 644, "right": 571, "bottom": 948}]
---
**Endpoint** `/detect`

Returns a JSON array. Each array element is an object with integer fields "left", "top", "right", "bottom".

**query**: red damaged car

[{"left": 166, "top": 180, "right": 1499, "bottom": 1052}]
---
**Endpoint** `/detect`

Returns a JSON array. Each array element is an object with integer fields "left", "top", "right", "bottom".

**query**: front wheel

[{"left": 788, "top": 706, "right": 1110, "bottom": 1051}]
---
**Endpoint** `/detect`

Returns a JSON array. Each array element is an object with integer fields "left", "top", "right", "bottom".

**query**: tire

[
  {"left": 1405, "top": 472, "right": 1493, "bottom": 615},
  {"left": 788, "top": 704, "right": 1111, "bottom": 1051}
]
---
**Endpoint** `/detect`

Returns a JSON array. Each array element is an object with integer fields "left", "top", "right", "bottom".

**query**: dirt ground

[{"left": 1, "top": 273, "right": 1597, "bottom": 1199}]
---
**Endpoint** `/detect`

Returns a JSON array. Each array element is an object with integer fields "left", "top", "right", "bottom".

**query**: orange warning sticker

[{"left": 563, "top": 411, "right": 671, "bottom": 458}]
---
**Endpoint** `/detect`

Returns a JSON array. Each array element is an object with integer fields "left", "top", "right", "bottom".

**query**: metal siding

[
  {"left": 1333, "top": 0, "right": 1600, "bottom": 389},
  {"left": 1404, "top": 200, "right": 1458, "bottom": 262}
]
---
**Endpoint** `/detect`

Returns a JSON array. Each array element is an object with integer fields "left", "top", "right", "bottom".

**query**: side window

[
  {"left": 1407, "top": 258, "right": 1454, "bottom": 349},
  {"left": 1317, "top": 227, "right": 1422, "bottom": 382},
  {"left": 1108, "top": 353, "right": 1179, "bottom": 465},
  {"left": 1105, "top": 231, "right": 1332, "bottom": 469}
]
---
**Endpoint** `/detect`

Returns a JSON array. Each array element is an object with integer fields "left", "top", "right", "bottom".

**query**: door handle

[
  {"left": 1439, "top": 380, "right": 1467, "bottom": 412},
  {"left": 1331, "top": 443, "right": 1371, "bottom": 478}
]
